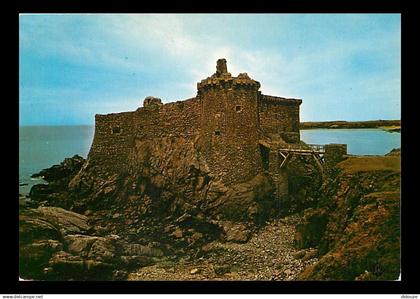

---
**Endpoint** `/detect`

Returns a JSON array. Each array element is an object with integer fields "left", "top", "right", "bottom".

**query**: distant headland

[{"left": 300, "top": 119, "right": 401, "bottom": 132}]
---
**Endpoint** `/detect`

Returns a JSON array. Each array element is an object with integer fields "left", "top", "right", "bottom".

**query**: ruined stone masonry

[{"left": 87, "top": 59, "right": 302, "bottom": 189}]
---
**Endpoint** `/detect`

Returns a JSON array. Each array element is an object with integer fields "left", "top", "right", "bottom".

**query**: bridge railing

[
  {"left": 279, "top": 143, "right": 325, "bottom": 153},
  {"left": 307, "top": 144, "right": 325, "bottom": 152}
]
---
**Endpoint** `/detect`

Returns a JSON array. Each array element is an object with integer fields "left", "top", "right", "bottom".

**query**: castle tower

[{"left": 197, "top": 59, "right": 262, "bottom": 185}]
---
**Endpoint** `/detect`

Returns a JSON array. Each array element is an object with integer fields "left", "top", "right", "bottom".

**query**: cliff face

[
  {"left": 295, "top": 154, "right": 400, "bottom": 280},
  {"left": 68, "top": 133, "right": 278, "bottom": 228}
]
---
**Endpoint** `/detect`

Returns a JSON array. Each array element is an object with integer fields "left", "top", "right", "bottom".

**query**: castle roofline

[{"left": 261, "top": 94, "right": 302, "bottom": 105}]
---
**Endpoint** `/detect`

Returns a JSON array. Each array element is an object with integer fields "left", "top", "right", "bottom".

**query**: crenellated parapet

[
  {"left": 197, "top": 73, "right": 260, "bottom": 92},
  {"left": 197, "top": 59, "right": 260, "bottom": 93},
  {"left": 234, "top": 73, "right": 261, "bottom": 89}
]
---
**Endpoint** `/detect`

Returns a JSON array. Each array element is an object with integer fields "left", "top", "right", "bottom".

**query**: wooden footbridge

[
  {"left": 259, "top": 140, "right": 347, "bottom": 203},
  {"left": 259, "top": 140, "right": 328, "bottom": 174},
  {"left": 259, "top": 140, "right": 347, "bottom": 177},
  {"left": 278, "top": 144, "right": 325, "bottom": 169}
]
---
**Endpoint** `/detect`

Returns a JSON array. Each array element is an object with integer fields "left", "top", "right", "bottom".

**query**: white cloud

[{"left": 20, "top": 14, "right": 401, "bottom": 124}]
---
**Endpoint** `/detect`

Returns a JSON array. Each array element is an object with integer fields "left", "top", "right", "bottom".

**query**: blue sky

[{"left": 19, "top": 14, "right": 401, "bottom": 125}]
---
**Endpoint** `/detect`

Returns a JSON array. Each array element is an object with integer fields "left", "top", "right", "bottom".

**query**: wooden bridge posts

[
  {"left": 259, "top": 144, "right": 289, "bottom": 207},
  {"left": 277, "top": 143, "right": 347, "bottom": 175},
  {"left": 259, "top": 141, "right": 347, "bottom": 211},
  {"left": 278, "top": 144, "right": 326, "bottom": 174}
]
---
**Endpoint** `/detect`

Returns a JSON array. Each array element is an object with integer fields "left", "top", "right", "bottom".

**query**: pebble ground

[{"left": 127, "top": 214, "right": 318, "bottom": 281}]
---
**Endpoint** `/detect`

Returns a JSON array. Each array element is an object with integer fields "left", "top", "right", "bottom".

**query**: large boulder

[
  {"left": 36, "top": 206, "right": 90, "bottom": 235},
  {"left": 64, "top": 234, "right": 117, "bottom": 263},
  {"left": 19, "top": 239, "right": 63, "bottom": 279},
  {"left": 218, "top": 221, "right": 252, "bottom": 243},
  {"left": 294, "top": 208, "right": 329, "bottom": 249},
  {"left": 29, "top": 155, "right": 86, "bottom": 209},
  {"left": 121, "top": 243, "right": 164, "bottom": 257},
  {"left": 204, "top": 174, "right": 276, "bottom": 223},
  {"left": 298, "top": 191, "right": 400, "bottom": 280},
  {"left": 19, "top": 206, "right": 120, "bottom": 280},
  {"left": 19, "top": 206, "right": 89, "bottom": 245},
  {"left": 46, "top": 251, "right": 115, "bottom": 281}
]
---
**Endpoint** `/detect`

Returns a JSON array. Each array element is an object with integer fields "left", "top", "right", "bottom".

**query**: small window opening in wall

[
  {"left": 112, "top": 127, "right": 121, "bottom": 134},
  {"left": 214, "top": 130, "right": 221, "bottom": 136},
  {"left": 235, "top": 105, "right": 242, "bottom": 112}
]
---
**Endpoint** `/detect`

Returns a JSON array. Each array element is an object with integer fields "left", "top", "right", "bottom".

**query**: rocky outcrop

[
  {"left": 294, "top": 208, "right": 328, "bottom": 249},
  {"left": 385, "top": 148, "right": 401, "bottom": 156},
  {"left": 31, "top": 155, "right": 85, "bottom": 182},
  {"left": 295, "top": 150, "right": 400, "bottom": 280},
  {"left": 203, "top": 174, "right": 276, "bottom": 223},
  {"left": 19, "top": 205, "right": 172, "bottom": 280},
  {"left": 29, "top": 155, "right": 86, "bottom": 210},
  {"left": 64, "top": 135, "right": 278, "bottom": 242},
  {"left": 20, "top": 206, "right": 93, "bottom": 280}
]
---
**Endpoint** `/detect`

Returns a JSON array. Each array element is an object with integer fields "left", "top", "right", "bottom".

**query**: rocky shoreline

[
  {"left": 19, "top": 148, "right": 401, "bottom": 281},
  {"left": 19, "top": 196, "right": 319, "bottom": 281}
]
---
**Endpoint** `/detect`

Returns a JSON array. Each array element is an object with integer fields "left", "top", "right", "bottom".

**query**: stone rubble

[{"left": 127, "top": 215, "right": 318, "bottom": 281}]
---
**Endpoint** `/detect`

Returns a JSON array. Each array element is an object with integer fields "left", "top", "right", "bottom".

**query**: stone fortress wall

[
  {"left": 88, "top": 97, "right": 202, "bottom": 175},
  {"left": 259, "top": 95, "right": 301, "bottom": 143},
  {"left": 87, "top": 59, "right": 302, "bottom": 185}
]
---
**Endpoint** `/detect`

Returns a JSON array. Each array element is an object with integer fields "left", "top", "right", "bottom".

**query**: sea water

[
  {"left": 300, "top": 128, "right": 401, "bottom": 156},
  {"left": 19, "top": 126, "right": 400, "bottom": 196},
  {"left": 19, "top": 125, "right": 95, "bottom": 195}
]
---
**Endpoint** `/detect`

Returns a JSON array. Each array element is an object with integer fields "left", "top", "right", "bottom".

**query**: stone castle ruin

[
  {"left": 21, "top": 59, "right": 398, "bottom": 283},
  {"left": 88, "top": 59, "right": 301, "bottom": 186},
  {"left": 69, "top": 58, "right": 340, "bottom": 222}
]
